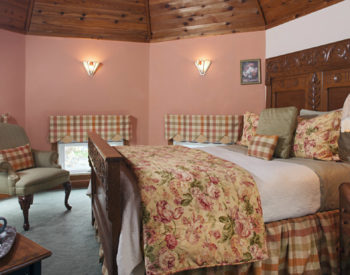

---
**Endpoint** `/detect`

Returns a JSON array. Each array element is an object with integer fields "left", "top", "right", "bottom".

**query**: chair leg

[
  {"left": 63, "top": 182, "right": 72, "bottom": 210},
  {"left": 18, "top": 194, "right": 33, "bottom": 231},
  {"left": 91, "top": 209, "right": 95, "bottom": 226}
]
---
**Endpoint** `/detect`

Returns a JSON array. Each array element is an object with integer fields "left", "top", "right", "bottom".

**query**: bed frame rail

[{"left": 88, "top": 132, "right": 122, "bottom": 275}]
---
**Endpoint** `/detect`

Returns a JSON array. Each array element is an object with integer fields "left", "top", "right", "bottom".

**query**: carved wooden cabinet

[{"left": 266, "top": 39, "right": 350, "bottom": 111}]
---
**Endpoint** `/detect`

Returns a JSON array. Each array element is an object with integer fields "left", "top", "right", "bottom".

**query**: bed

[{"left": 88, "top": 38, "right": 350, "bottom": 275}]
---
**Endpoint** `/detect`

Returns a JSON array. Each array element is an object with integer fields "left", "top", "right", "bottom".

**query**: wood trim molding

[
  {"left": 255, "top": 0, "right": 266, "bottom": 26},
  {"left": 0, "top": 194, "right": 10, "bottom": 199},
  {"left": 145, "top": 0, "right": 152, "bottom": 42},
  {"left": 266, "top": 39, "right": 350, "bottom": 80},
  {"left": 25, "top": 0, "right": 35, "bottom": 33}
]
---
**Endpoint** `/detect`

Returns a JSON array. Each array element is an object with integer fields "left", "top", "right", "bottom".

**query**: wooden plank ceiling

[{"left": 0, "top": 0, "right": 343, "bottom": 42}]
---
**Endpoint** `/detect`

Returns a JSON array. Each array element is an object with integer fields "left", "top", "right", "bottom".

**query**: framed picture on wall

[{"left": 240, "top": 59, "right": 261, "bottom": 85}]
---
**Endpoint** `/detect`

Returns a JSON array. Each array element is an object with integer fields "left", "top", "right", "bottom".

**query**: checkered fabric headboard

[
  {"left": 49, "top": 115, "right": 131, "bottom": 143},
  {"left": 165, "top": 114, "right": 243, "bottom": 144},
  {"left": 0, "top": 113, "right": 9, "bottom": 123}
]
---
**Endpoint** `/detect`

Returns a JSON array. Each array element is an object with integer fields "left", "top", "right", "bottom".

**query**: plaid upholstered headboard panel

[
  {"left": 49, "top": 115, "right": 131, "bottom": 143},
  {"left": 164, "top": 114, "right": 243, "bottom": 144}
]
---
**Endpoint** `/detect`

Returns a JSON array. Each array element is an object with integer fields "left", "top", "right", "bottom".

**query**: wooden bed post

[{"left": 88, "top": 132, "right": 123, "bottom": 275}]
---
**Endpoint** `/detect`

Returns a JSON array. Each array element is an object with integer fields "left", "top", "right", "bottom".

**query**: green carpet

[{"left": 0, "top": 189, "right": 101, "bottom": 275}]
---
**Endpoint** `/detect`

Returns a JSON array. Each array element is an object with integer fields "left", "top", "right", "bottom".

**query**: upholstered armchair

[{"left": 0, "top": 122, "right": 72, "bottom": 231}]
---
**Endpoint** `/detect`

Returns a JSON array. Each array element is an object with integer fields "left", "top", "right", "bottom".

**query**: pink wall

[
  {"left": 148, "top": 31, "right": 266, "bottom": 145},
  {"left": 25, "top": 35, "right": 149, "bottom": 150},
  {"left": 1, "top": 30, "right": 266, "bottom": 148},
  {"left": 0, "top": 30, "right": 25, "bottom": 126}
]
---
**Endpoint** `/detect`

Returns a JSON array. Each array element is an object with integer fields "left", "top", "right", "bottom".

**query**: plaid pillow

[
  {"left": 248, "top": 134, "right": 279, "bottom": 160},
  {"left": 0, "top": 144, "right": 34, "bottom": 171}
]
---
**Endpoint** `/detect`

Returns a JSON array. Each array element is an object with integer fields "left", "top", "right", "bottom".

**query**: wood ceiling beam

[
  {"left": 29, "top": 24, "right": 148, "bottom": 42},
  {"left": 145, "top": 0, "right": 152, "bottom": 41},
  {"left": 25, "top": 0, "right": 35, "bottom": 32},
  {"left": 151, "top": 5, "right": 259, "bottom": 21},
  {"left": 150, "top": 0, "right": 248, "bottom": 10},
  {"left": 150, "top": 0, "right": 258, "bottom": 18},
  {"left": 255, "top": 0, "right": 266, "bottom": 25},
  {"left": 151, "top": 10, "right": 263, "bottom": 31},
  {"left": 151, "top": 18, "right": 264, "bottom": 39},
  {"left": 151, "top": 23, "right": 264, "bottom": 42},
  {"left": 46, "top": 0, "right": 146, "bottom": 13}
]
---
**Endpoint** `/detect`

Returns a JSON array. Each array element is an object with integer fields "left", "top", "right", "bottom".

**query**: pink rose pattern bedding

[{"left": 117, "top": 145, "right": 267, "bottom": 275}]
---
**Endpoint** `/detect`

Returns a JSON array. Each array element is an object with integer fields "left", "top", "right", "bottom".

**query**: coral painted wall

[
  {"left": 148, "top": 31, "right": 266, "bottom": 145},
  {"left": 1, "top": 30, "right": 266, "bottom": 148},
  {"left": 25, "top": 35, "right": 149, "bottom": 150},
  {"left": 0, "top": 30, "right": 25, "bottom": 126}
]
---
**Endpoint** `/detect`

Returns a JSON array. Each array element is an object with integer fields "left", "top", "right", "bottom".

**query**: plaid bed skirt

[{"left": 95, "top": 210, "right": 339, "bottom": 275}]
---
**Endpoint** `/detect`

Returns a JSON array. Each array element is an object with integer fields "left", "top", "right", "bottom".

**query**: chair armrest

[
  {"left": 32, "top": 149, "right": 61, "bottom": 168},
  {"left": 0, "top": 160, "right": 20, "bottom": 195}
]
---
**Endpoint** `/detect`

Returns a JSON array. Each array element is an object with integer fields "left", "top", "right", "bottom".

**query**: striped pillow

[
  {"left": 0, "top": 144, "right": 34, "bottom": 171},
  {"left": 248, "top": 134, "right": 279, "bottom": 161}
]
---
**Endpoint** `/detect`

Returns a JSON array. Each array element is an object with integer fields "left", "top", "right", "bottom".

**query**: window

[{"left": 58, "top": 141, "right": 123, "bottom": 174}]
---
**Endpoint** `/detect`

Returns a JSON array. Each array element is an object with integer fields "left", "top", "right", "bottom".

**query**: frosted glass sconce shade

[
  {"left": 83, "top": 60, "right": 100, "bottom": 77},
  {"left": 195, "top": 59, "right": 211, "bottom": 76}
]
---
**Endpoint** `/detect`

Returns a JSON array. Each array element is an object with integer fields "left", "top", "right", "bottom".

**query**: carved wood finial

[{"left": 309, "top": 73, "right": 321, "bottom": 110}]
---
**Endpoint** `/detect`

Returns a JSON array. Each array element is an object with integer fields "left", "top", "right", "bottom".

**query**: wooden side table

[{"left": 0, "top": 233, "right": 51, "bottom": 275}]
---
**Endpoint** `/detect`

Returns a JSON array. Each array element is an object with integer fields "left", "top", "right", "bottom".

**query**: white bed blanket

[
  {"left": 116, "top": 146, "right": 321, "bottom": 275},
  {"left": 201, "top": 147, "right": 320, "bottom": 222}
]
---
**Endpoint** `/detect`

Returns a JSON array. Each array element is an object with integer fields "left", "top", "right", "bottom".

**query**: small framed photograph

[{"left": 240, "top": 59, "right": 261, "bottom": 85}]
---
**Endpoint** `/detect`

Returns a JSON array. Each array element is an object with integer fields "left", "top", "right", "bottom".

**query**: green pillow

[
  {"left": 339, "top": 132, "right": 350, "bottom": 162},
  {"left": 256, "top": 107, "right": 298, "bottom": 158}
]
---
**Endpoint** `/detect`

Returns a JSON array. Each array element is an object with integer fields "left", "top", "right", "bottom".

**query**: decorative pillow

[
  {"left": 0, "top": 144, "right": 34, "bottom": 171},
  {"left": 248, "top": 134, "right": 279, "bottom": 160},
  {"left": 293, "top": 110, "right": 342, "bottom": 160},
  {"left": 238, "top": 112, "right": 259, "bottom": 146},
  {"left": 338, "top": 132, "right": 350, "bottom": 162},
  {"left": 300, "top": 109, "right": 331, "bottom": 116},
  {"left": 256, "top": 106, "right": 298, "bottom": 159},
  {"left": 339, "top": 95, "right": 350, "bottom": 162}
]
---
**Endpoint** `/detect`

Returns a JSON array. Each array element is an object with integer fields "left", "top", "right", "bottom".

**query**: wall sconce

[
  {"left": 83, "top": 60, "right": 100, "bottom": 77},
  {"left": 195, "top": 59, "right": 211, "bottom": 76}
]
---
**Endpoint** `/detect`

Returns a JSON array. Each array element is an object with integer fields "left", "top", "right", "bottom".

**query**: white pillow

[{"left": 341, "top": 94, "right": 350, "bottom": 132}]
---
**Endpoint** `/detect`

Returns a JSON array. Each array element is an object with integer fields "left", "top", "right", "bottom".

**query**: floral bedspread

[{"left": 117, "top": 145, "right": 267, "bottom": 275}]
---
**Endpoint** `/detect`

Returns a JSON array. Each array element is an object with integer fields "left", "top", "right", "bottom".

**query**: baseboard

[
  {"left": 52, "top": 174, "right": 90, "bottom": 190},
  {"left": 0, "top": 194, "right": 10, "bottom": 199}
]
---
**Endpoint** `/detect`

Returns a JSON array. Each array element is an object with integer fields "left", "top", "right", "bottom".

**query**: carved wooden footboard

[{"left": 88, "top": 132, "right": 122, "bottom": 275}]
